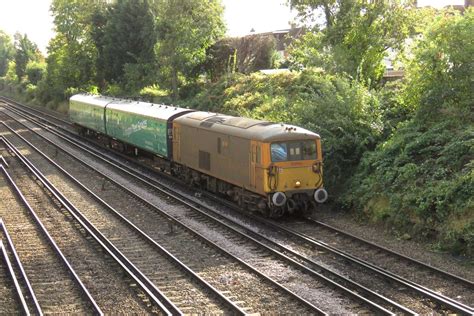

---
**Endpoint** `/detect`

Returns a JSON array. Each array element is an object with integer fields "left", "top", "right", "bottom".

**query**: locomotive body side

[
  {"left": 173, "top": 112, "right": 327, "bottom": 216},
  {"left": 173, "top": 112, "right": 252, "bottom": 190}
]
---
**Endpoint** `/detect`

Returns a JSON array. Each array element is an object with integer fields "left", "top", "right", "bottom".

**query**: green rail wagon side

[
  {"left": 105, "top": 100, "right": 193, "bottom": 158},
  {"left": 69, "top": 94, "right": 111, "bottom": 133}
]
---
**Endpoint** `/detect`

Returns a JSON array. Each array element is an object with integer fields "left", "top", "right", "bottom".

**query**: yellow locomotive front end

[{"left": 255, "top": 129, "right": 328, "bottom": 217}]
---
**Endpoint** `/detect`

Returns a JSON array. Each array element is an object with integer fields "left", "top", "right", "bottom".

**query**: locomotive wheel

[
  {"left": 300, "top": 200, "right": 313, "bottom": 218},
  {"left": 269, "top": 206, "right": 285, "bottom": 218}
]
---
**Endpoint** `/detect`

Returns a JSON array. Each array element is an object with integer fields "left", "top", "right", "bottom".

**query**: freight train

[{"left": 69, "top": 94, "right": 328, "bottom": 217}]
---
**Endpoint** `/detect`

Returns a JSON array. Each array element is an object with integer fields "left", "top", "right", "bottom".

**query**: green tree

[
  {"left": 26, "top": 60, "right": 47, "bottom": 85},
  {"left": 99, "top": 0, "right": 156, "bottom": 89},
  {"left": 345, "top": 8, "right": 474, "bottom": 255},
  {"left": 404, "top": 8, "right": 474, "bottom": 119},
  {"left": 13, "top": 33, "right": 41, "bottom": 82},
  {"left": 43, "top": 0, "right": 102, "bottom": 101},
  {"left": 155, "top": 0, "right": 226, "bottom": 99},
  {"left": 289, "top": 0, "right": 417, "bottom": 86},
  {"left": 0, "top": 30, "right": 14, "bottom": 77}
]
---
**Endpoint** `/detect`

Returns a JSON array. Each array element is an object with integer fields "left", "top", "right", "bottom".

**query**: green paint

[
  {"left": 105, "top": 108, "right": 168, "bottom": 157},
  {"left": 69, "top": 100, "right": 106, "bottom": 133}
]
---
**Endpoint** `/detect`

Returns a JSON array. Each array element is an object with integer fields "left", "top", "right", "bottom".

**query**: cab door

[
  {"left": 173, "top": 124, "right": 181, "bottom": 161},
  {"left": 250, "top": 141, "right": 257, "bottom": 188}
]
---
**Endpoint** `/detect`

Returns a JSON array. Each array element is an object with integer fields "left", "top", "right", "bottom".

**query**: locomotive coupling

[
  {"left": 314, "top": 188, "right": 328, "bottom": 203},
  {"left": 272, "top": 191, "right": 287, "bottom": 206}
]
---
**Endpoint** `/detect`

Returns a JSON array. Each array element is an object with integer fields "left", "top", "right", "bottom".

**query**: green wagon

[
  {"left": 105, "top": 100, "right": 193, "bottom": 158},
  {"left": 69, "top": 94, "right": 111, "bottom": 133}
]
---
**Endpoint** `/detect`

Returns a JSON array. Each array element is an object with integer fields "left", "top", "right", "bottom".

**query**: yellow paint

[{"left": 260, "top": 140, "right": 324, "bottom": 194}]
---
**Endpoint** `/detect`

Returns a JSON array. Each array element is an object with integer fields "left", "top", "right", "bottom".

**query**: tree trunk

[{"left": 171, "top": 66, "right": 178, "bottom": 101}]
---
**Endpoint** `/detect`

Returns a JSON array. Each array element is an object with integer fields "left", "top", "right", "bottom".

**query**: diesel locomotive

[{"left": 69, "top": 94, "right": 328, "bottom": 217}]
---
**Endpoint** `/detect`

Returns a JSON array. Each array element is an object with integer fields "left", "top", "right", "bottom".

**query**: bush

[
  {"left": 26, "top": 61, "right": 46, "bottom": 85},
  {"left": 343, "top": 9, "right": 474, "bottom": 256}
]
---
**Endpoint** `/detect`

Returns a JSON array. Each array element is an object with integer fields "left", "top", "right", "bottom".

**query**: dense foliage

[
  {"left": 343, "top": 9, "right": 474, "bottom": 255},
  {"left": 0, "top": 30, "right": 14, "bottom": 77},
  {"left": 289, "top": 0, "right": 417, "bottom": 87},
  {"left": 155, "top": 0, "right": 225, "bottom": 99}
]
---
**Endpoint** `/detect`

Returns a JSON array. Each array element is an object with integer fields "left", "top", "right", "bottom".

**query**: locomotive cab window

[{"left": 271, "top": 140, "right": 317, "bottom": 162}]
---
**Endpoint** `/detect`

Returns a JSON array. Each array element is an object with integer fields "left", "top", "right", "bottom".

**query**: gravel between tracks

[
  {"left": 0, "top": 167, "right": 92, "bottom": 314},
  {"left": 1, "top": 113, "right": 318, "bottom": 314},
  {"left": 0, "top": 142, "right": 156, "bottom": 314},
  {"left": 0, "top": 243, "right": 21, "bottom": 314},
  {"left": 2, "top": 110, "right": 375, "bottom": 314}
]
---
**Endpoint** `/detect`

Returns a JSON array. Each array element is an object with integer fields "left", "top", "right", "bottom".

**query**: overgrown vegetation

[
  {"left": 343, "top": 9, "right": 474, "bottom": 255},
  {"left": 0, "top": 1, "right": 472, "bottom": 255}
]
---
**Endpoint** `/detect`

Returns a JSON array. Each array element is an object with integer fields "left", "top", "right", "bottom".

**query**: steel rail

[
  {"left": 0, "top": 240, "right": 29, "bottom": 315},
  {"left": 0, "top": 96, "right": 71, "bottom": 126},
  {"left": 1, "top": 112, "right": 325, "bottom": 314},
  {"left": 3, "top": 88, "right": 474, "bottom": 314},
  {"left": 1, "top": 124, "right": 249, "bottom": 315},
  {"left": 309, "top": 218, "right": 474, "bottom": 288},
  {"left": 263, "top": 218, "right": 474, "bottom": 315},
  {"left": 0, "top": 163, "right": 103, "bottom": 315},
  {"left": 0, "top": 219, "right": 42, "bottom": 315},
  {"left": 0, "top": 138, "right": 178, "bottom": 316},
  {"left": 0, "top": 106, "right": 414, "bottom": 314},
  {"left": 0, "top": 106, "right": 400, "bottom": 314}
]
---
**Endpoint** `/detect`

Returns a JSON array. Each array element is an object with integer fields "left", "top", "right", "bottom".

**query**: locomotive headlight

[
  {"left": 314, "top": 188, "right": 328, "bottom": 203},
  {"left": 295, "top": 181, "right": 301, "bottom": 188},
  {"left": 272, "top": 192, "right": 287, "bottom": 207},
  {"left": 312, "top": 163, "right": 320, "bottom": 173}
]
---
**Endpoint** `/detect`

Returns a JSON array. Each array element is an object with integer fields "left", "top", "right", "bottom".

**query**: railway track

[
  {"left": 0, "top": 111, "right": 320, "bottom": 314},
  {"left": 286, "top": 218, "right": 474, "bottom": 307},
  {"left": 0, "top": 219, "right": 42, "bottom": 315},
  {"left": 1, "top": 101, "right": 399, "bottom": 313},
  {"left": 0, "top": 164, "right": 101, "bottom": 314},
  {"left": 0, "top": 100, "right": 389, "bottom": 314},
  {"left": 0, "top": 228, "right": 27, "bottom": 315},
  {"left": 0, "top": 138, "right": 175, "bottom": 314},
  {"left": 1, "top": 97, "right": 473, "bottom": 314}
]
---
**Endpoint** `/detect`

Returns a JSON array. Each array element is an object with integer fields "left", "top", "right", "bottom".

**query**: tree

[
  {"left": 155, "top": 0, "right": 226, "bottom": 99},
  {"left": 0, "top": 30, "right": 14, "bottom": 77},
  {"left": 26, "top": 61, "right": 47, "bottom": 85},
  {"left": 13, "top": 33, "right": 41, "bottom": 82},
  {"left": 344, "top": 8, "right": 474, "bottom": 256},
  {"left": 99, "top": 0, "right": 157, "bottom": 88},
  {"left": 204, "top": 35, "right": 278, "bottom": 80},
  {"left": 288, "top": 0, "right": 417, "bottom": 86},
  {"left": 44, "top": 0, "right": 102, "bottom": 101},
  {"left": 404, "top": 8, "right": 474, "bottom": 119}
]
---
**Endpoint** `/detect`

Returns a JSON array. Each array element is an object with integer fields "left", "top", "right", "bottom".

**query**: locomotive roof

[{"left": 175, "top": 111, "right": 320, "bottom": 142}]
